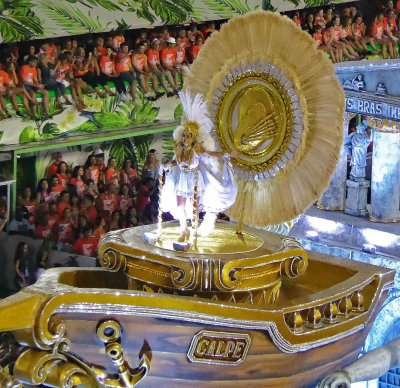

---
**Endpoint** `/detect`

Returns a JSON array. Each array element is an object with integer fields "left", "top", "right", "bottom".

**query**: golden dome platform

[
  {"left": 0, "top": 222, "right": 395, "bottom": 387},
  {"left": 98, "top": 221, "right": 308, "bottom": 303}
]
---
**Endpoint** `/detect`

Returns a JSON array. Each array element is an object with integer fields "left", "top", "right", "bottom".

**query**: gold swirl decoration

[
  {"left": 99, "top": 249, "right": 126, "bottom": 272},
  {"left": 185, "top": 11, "right": 344, "bottom": 226}
]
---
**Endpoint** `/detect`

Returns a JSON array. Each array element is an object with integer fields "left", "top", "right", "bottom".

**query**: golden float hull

[{"left": 0, "top": 224, "right": 394, "bottom": 387}]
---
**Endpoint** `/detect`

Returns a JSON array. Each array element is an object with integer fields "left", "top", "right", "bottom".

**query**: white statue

[
  {"left": 343, "top": 119, "right": 371, "bottom": 181},
  {"left": 317, "top": 337, "right": 400, "bottom": 388}
]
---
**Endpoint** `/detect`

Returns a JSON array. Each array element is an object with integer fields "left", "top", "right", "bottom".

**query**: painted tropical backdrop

[
  {"left": 0, "top": 87, "right": 181, "bottom": 147},
  {"left": 0, "top": 0, "right": 357, "bottom": 43}
]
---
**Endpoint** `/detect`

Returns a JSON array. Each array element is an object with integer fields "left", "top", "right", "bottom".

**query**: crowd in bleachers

[
  {"left": 289, "top": 0, "right": 400, "bottom": 62},
  {"left": 0, "top": 1, "right": 398, "bottom": 122},
  {"left": 0, "top": 148, "right": 172, "bottom": 291},
  {"left": 0, "top": 21, "right": 215, "bottom": 121}
]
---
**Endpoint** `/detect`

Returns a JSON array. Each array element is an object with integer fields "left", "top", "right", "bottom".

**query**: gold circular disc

[{"left": 217, "top": 72, "right": 293, "bottom": 172}]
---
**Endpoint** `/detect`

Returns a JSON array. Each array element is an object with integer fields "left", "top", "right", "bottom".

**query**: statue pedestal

[{"left": 345, "top": 179, "right": 370, "bottom": 216}]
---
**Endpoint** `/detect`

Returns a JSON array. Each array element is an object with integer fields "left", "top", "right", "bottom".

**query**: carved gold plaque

[
  {"left": 216, "top": 71, "right": 294, "bottom": 173},
  {"left": 187, "top": 330, "right": 251, "bottom": 366}
]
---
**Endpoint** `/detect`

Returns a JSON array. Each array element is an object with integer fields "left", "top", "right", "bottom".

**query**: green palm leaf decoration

[
  {"left": 109, "top": 139, "right": 138, "bottom": 170},
  {"left": 148, "top": 0, "right": 193, "bottom": 24},
  {"left": 303, "top": 0, "right": 332, "bottom": 7},
  {"left": 39, "top": 1, "right": 106, "bottom": 34},
  {"left": 65, "top": 0, "right": 123, "bottom": 11},
  {"left": 134, "top": 134, "right": 155, "bottom": 167},
  {"left": 0, "top": 0, "right": 43, "bottom": 42},
  {"left": 203, "top": 0, "right": 251, "bottom": 17}
]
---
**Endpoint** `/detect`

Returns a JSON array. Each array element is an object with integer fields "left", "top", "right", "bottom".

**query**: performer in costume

[{"left": 161, "top": 90, "right": 237, "bottom": 242}]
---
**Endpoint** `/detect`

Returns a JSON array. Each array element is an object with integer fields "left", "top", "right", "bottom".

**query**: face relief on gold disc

[{"left": 214, "top": 68, "right": 299, "bottom": 176}]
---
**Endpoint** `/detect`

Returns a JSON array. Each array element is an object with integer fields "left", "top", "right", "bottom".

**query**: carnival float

[{"left": 0, "top": 11, "right": 395, "bottom": 388}]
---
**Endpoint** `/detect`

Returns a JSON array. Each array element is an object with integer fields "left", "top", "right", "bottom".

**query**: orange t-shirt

[
  {"left": 115, "top": 53, "right": 132, "bottom": 74},
  {"left": 353, "top": 23, "right": 364, "bottom": 38},
  {"left": 96, "top": 46, "right": 107, "bottom": 57},
  {"left": 100, "top": 56, "right": 115, "bottom": 75},
  {"left": 176, "top": 47, "right": 186, "bottom": 64},
  {"left": 57, "top": 202, "right": 71, "bottom": 217},
  {"left": 146, "top": 48, "right": 160, "bottom": 66},
  {"left": 161, "top": 48, "right": 177, "bottom": 67},
  {"left": 190, "top": 45, "right": 200, "bottom": 61},
  {"left": 55, "top": 63, "right": 70, "bottom": 81},
  {"left": 133, "top": 53, "right": 146, "bottom": 70},
  {"left": 313, "top": 33, "right": 323, "bottom": 47},
  {"left": 19, "top": 65, "right": 38, "bottom": 84},
  {"left": 332, "top": 26, "right": 342, "bottom": 41},
  {"left": 372, "top": 21, "right": 387, "bottom": 39},
  {"left": 0, "top": 70, "right": 11, "bottom": 92},
  {"left": 72, "top": 62, "right": 88, "bottom": 77}
]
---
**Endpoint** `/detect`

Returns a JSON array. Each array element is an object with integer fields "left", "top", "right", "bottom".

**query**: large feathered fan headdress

[{"left": 184, "top": 11, "right": 344, "bottom": 227}]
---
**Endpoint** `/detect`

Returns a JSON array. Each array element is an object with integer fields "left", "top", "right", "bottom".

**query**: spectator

[
  {"left": 119, "top": 183, "right": 133, "bottom": 217},
  {"left": 189, "top": 36, "right": 203, "bottom": 63},
  {"left": 125, "top": 206, "right": 138, "bottom": 227},
  {"left": 331, "top": 15, "right": 361, "bottom": 60},
  {"left": 6, "top": 61, "right": 35, "bottom": 118},
  {"left": 98, "top": 46, "right": 127, "bottom": 97},
  {"left": 302, "top": 13, "right": 315, "bottom": 34},
  {"left": 160, "top": 37, "right": 179, "bottom": 95},
  {"left": 38, "top": 53, "right": 72, "bottom": 109},
  {"left": 120, "top": 158, "right": 139, "bottom": 192},
  {"left": 94, "top": 37, "right": 107, "bottom": 58},
  {"left": 115, "top": 42, "right": 136, "bottom": 101},
  {"left": 94, "top": 216, "right": 107, "bottom": 241},
  {"left": 85, "top": 154, "right": 101, "bottom": 188},
  {"left": 97, "top": 183, "right": 119, "bottom": 222},
  {"left": 19, "top": 55, "right": 50, "bottom": 119},
  {"left": 352, "top": 15, "right": 378, "bottom": 53},
  {"left": 147, "top": 38, "right": 171, "bottom": 96},
  {"left": 175, "top": 36, "right": 190, "bottom": 80},
  {"left": 23, "top": 45, "right": 37, "bottom": 63},
  {"left": 109, "top": 210, "right": 122, "bottom": 231},
  {"left": 323, "top": 22, "right": 343, "bottom": 62},
  {"left": 8, "top": 207, "right": 33, "bottom": 236},
  {"left": 34, "top": 211, "right": 53, "bottom": 240},
  {"left": 142, "top": 149, "right": 160, "bottom": 180},
  {"left": 0, "top": 68, "right": 13, "bottom": 120},
  {"left": 315, "top": 8, "right": 327, "bottom": 29},
  {"left": 13, "top": 242, "right": 32, "bottom": 289},
  {"left": 36, "top": 178, "right": 50, "bottom": 205},
  {"left": 49, "top": 175, "right": 64, "bottom": 202},
  {"left": 72, "top": 47, "right": 107, "bottom": 98},
  {"left": 105, "top": 156, "right": 120, "bottom": 187},
  {"left": 47, "top": 152, "right": 64, "bottom": 178},
  {"left": 84, "top": 179, "right": 99, "bottom": 200},
  {"left": 132, "top": 41, "right": 160, "bottom": 101},
  {"left": 81, "top": 195, "right": 97, "bottom": 226},
  {"left": 57, "top": 191, "right": 71, "bottom": 216},
  {"left": 69, "top": 165, "right": 86, "bottom": 198},
  {"left": 48, "top": 202, "right": 59, "bottom": 228},
  {"left": 20, "top": 187, "right": 36, "bottom": 224},
  {"left": 72, "top": 226, "right": 98, "bottom": 256},
  {"left": 52, "top": 207, "right": 74, "bottom": 250},
  {"left": 371, "top": 12, "right": 397, "bottom": 58},
  {"left": 56, "top": 161, "right": 70, "bottom": 189}
]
